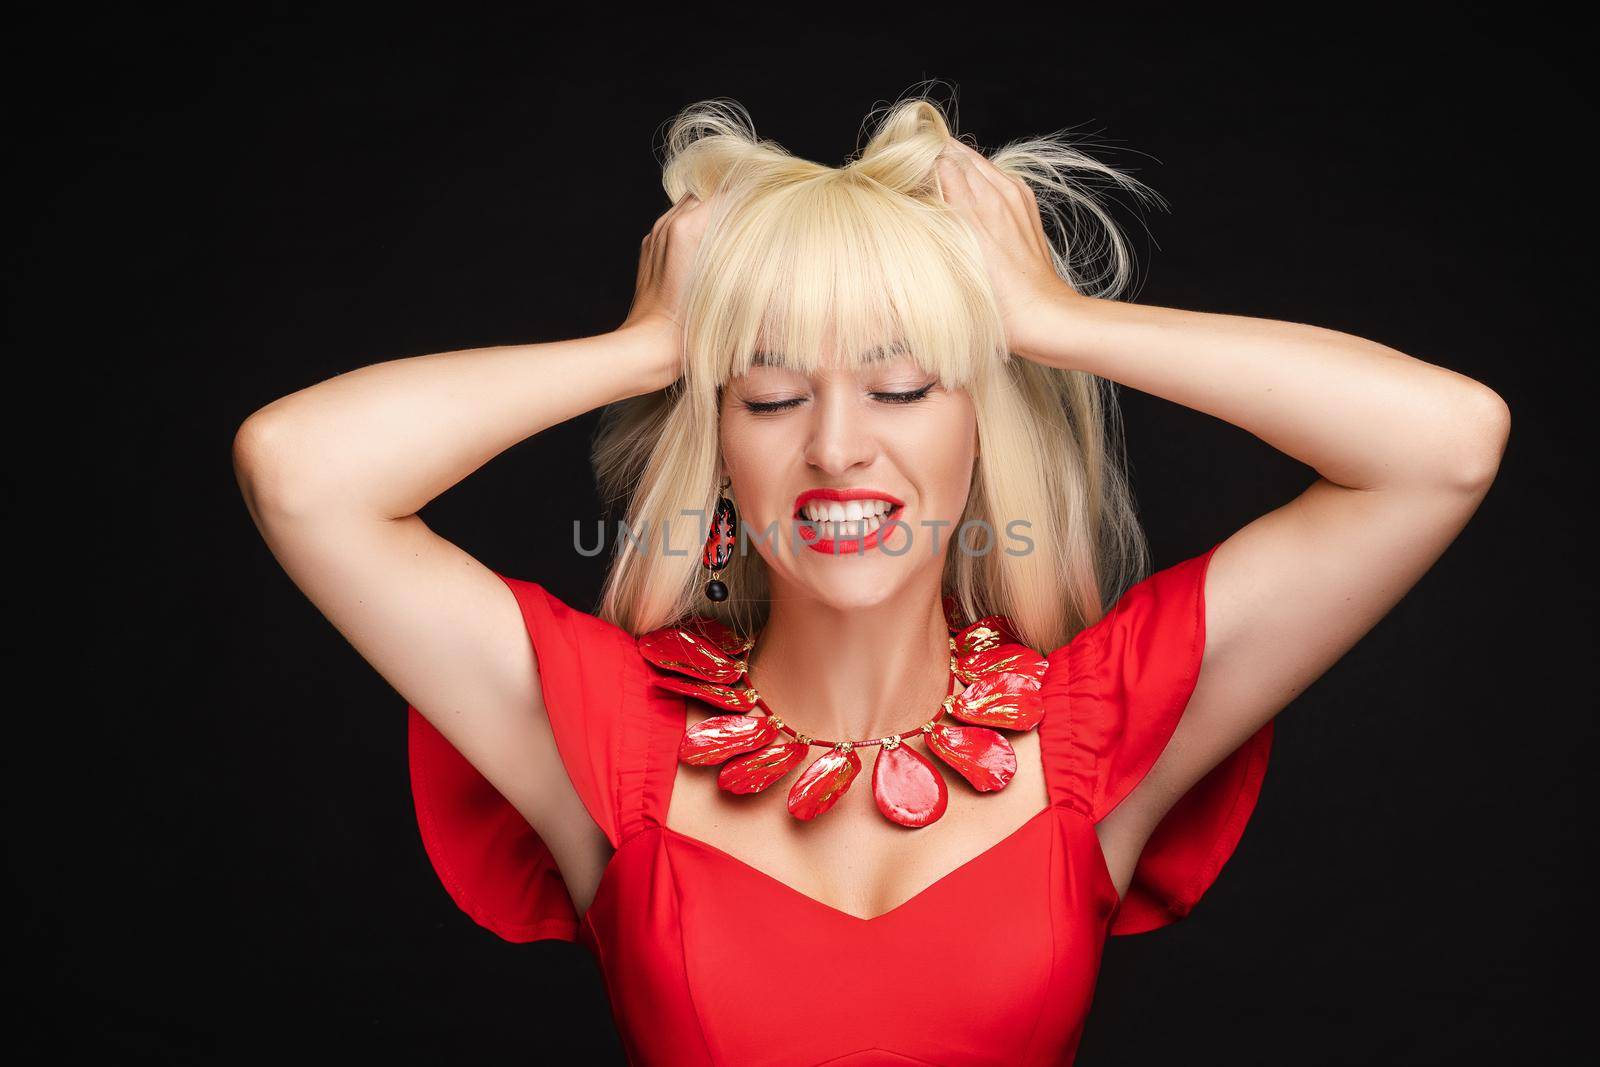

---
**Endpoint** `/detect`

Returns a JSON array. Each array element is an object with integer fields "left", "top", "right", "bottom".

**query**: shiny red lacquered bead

[
  {"left": 956, "top": 642, "right": 1047, "bottom": 684},
  {"left": 951, "top": 615, "right": 1025, "bottom": 656},
  {"left": 639, "top": 617, "right": 750, "bottom": 683},
  {"left": 871, "top": 740, "right": 948, "bottom": 827},
  {"left": 951, "top": 672, "right": 1045, "bottom": 731},
  {"left": 679, "top": 713, "right": 778, "bottom": 766},
  {"left": 652, "top": 675, "right": 757, "bottom": 712},
  {"left": 787, "top": 747, "right": 861, "bottom": 820},
  {"left": 718, "top": 741, "right": 809, "bottom": 794},
  {"left": 925, "top": 722, "right": 1016, "bottom": 792}
]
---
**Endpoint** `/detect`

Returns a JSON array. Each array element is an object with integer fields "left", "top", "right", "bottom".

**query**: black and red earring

[{"left": 702, "top": 476, "right": 737, "bottom": 603}]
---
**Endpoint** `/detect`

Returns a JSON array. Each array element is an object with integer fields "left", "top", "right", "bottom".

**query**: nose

[{"left": 802, "top": 383, "right": 877, "bottom": 476}]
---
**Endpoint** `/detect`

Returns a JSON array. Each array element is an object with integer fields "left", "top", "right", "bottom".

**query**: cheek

[
  {"left": 718, "top": 407, "right": 792, "bottom": 518},
  {"left": 900, "top": 400, "right": 978, "bottom": 509},
  {"left": 718, "top": 405, "right": 761, "bottom": 477}
]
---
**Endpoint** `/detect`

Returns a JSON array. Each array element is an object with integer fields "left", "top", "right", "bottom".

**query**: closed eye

[
  {"left": 742, "top": 397, "right": 806, "bottom": 415},
  {"left": 741, "top": 382, "right": 936, "bottom": 415},
  {"left": 871, "top": 382, "right": 937, "bottom": 404}
]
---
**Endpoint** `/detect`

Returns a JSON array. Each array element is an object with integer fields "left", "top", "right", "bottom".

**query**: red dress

[{"left": 406, "top": 541, "right": 1273, "bottom": 1065}]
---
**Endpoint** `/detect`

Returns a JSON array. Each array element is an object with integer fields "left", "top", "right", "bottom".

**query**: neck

[{"left": 749, "top": 575, "right": 953, "bottom": 743}]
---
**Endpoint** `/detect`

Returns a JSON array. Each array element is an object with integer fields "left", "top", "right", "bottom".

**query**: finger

[
  {"left": 644, "top": 216, "right": 671, "bottom": 281},
  {"left": 637, "top": 236, "right": 659, "bottom": 288},
  {"left": 670, "top": 192, "right": 712, "bottom": 239},
  {"left": 666, "top": 193, "right": 698, "bottom": 222},
  {"left": 632, "top": 240, "right": 659, "bottom": 302},
  {"left": 952, "top": 158, "right": 1011, "bottom": 229},
  {"left": 950, "top": 139, "right": 1025, "bottom": 208},
  {"left": 1015, "top": 178, "right": 1054, "bottom": 250},
  {"left": 936, "top": 147, "right": 978, "bottom": 210},
  {"left": 941, "top": 142, "right": 1014, "bottom": 228},
  {"left": 650, "top": 192, "right": 694, "bottom": 238},
  {"left": 670, "top": 191, "right": 704, "bottom": 223}
]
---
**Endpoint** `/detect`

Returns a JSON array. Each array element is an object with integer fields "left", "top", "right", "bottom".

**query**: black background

[{"left": 11, "top": 7, "right": 1588, "bottom": 1064}]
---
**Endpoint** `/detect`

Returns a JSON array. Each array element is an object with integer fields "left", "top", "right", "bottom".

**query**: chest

[
  {"left": 574, "top": 690, "right": 1122, "bottom": 1065},
  {"left": 662, "top": 705, "right": 1054, "bottom": 923},
  {"left": 582, "top": 780, "right": 1117, "bottom": 1067}
]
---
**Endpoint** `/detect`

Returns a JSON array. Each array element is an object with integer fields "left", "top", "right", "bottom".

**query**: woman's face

[{"left": 718, "top": 347, "right": 979, "bottom": 613}]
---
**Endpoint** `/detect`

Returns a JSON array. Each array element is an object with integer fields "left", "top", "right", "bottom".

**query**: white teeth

[
  {"left": 806, "top": 514, "right": 886, "bottom": 540},
  {"left": 799, "top": 498, "right": 896, "bottom": 519}
]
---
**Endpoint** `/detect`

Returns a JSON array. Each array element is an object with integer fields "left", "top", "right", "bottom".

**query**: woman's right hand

[{"left": 618, "top": 192, "right": 714, "bottom": 383}]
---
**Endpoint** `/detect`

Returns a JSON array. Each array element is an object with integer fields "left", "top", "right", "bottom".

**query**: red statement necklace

[{"left": 637, "top": 604, "right": 1048, "bottom": 827}]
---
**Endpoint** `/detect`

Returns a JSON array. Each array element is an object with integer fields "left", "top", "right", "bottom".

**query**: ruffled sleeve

[
  {"left": 405, "top": 573, "right": 645, "bottom": 943},
  {"left": 1046, "top": 540, "right": 1274, "bottom": 935}
]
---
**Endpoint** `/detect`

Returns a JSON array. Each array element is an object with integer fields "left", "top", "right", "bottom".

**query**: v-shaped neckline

[
  {"left": 654, "top": 685, "right": 1064, "bottom": 925},
  {"left": 659, "top": 803, "right": 1060, "bottom": 924}
]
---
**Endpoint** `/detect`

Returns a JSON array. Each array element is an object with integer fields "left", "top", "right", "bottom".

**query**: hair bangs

[{"left": 686, "top": 175, "right": 1003, "bottom": 390}]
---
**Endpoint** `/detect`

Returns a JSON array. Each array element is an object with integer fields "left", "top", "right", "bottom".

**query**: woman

[{"left": 233, "top": 97, "right": 1509, "bottom": 1065}]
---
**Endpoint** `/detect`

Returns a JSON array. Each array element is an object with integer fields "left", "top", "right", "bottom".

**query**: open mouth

[{"left": 792, "top": 490, "right": 905, "bottom": 554}]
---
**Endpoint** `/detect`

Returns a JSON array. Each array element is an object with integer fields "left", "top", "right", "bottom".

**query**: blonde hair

[{"left": 592, "top": 89, "right": 1159, "bottom": 651}]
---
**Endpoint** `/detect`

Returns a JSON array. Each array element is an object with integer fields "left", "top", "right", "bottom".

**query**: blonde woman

[{"left": 233, "top": 96, "right": 1509, "bottom": 1065}]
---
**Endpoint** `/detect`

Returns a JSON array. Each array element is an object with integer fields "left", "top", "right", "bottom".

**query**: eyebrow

[{"left": 750, "top": 339, "right": 910, "bottom": 367}]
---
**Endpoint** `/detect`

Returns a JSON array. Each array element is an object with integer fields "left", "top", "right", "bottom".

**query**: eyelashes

[
  {"left": 741, "top": 398, "right": 804, "bottom": 414},
  {"left": 875, "top": 383, "right": 937, "bottom": 405},
  {"left": 742, "top": 383, "right": 937, "bottom": 415}
]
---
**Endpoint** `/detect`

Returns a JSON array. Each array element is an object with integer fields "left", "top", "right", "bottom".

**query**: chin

[
  {"left": 785, "top": 552, "right": 926, "bottom": 614},
  {"left": 802, "top": 581, "right": 898, "bottom": 614}
]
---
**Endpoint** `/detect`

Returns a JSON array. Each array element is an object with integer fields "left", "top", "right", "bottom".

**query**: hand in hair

[
  {"left": 935, "top": 137, "right": 1082, "bottom": 362},
  {"left": 619, "top": 191, "right": 716, "bottom": 381}
]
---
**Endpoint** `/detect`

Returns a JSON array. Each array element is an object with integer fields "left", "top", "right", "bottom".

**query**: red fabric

[
  {"left": 405, "top": 574, "right": 657, "bottom": 943},
  {"left": 1048, "top": 542, "right": 1275, "bottom": 933},
  {"left": 406, "top": 542, "right": 1273, "bottom": 1064}
]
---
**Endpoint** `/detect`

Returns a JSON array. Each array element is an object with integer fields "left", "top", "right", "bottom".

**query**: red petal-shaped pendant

[
  {"left": 718, "top": 741, "right": 808, "bottom": 794},
  {"left": 952, "top": 615, "right": 1025, "bottom": 656},
  {"left": 951, "top": 672, "right": 1045, "bottom": 730},
  {"left": 956, "top": 642, "right": 1047, "bottom": 684},
  {"left": 871, "top": 740, "right": 948, "bottom": 827},
  {"left": 925, "top": 722, "right": 1017, "bottom": 791},
  {"left": 679, "top": 713, "right": 778, "bottom": 765},
  {"left": 787, "top": 747, "right": 861, "bottom": 820},
  {"left": 639, "top": 618, "right": 749, "bottom": 683},
  {"left": 697, "top": 616, "right": 754, "bottom": 656},
  {"left": 652, "top": 675, "right": 757, "bottom": 712}
]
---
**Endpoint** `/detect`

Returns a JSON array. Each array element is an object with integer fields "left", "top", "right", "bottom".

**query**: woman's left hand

[{"left": 935, "top": 137, "right": 1079, "bottom": 362}]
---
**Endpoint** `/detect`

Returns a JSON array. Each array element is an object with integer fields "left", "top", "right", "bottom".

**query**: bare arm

[
  {"left": 937, "top": 139, "right": 1511, "bottom": 893},
  {"left": 1029, "top": 294, "right": 1508, "bottom": 866},
  {"left": 233, "top": 193, "right": 709, "bottom": 910}
]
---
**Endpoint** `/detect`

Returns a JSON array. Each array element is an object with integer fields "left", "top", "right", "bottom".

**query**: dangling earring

[{"left": 702, "top": 476, "right": 737, "bottom": 603}]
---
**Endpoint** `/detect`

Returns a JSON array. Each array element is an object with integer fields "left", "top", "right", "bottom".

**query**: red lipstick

[{"left": 792, "top": 488, "right": 906, "bottom": 556}]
